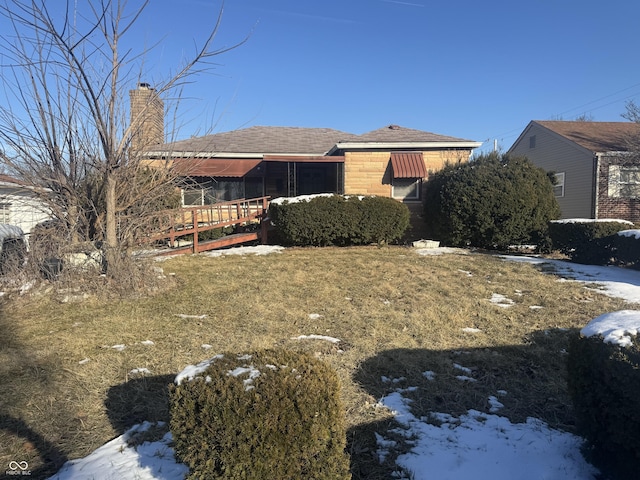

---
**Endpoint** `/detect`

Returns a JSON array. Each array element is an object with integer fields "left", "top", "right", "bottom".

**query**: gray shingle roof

[
  {"left": 354, "top": 124, "right": 476, "bottom": 143},
  {"left": 150, "top": 124, "right": 478, "bottom": 157},
  {"left": 155, "top": 126, "right": 358, "bottom": 155}
]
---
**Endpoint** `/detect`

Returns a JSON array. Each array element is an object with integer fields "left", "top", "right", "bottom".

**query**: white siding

[
  {"left": 509, "top": 123, "right": 595, "bottom": 218},
  {"left": 0, "top": 189, "right": 51, "bottom": 234}
]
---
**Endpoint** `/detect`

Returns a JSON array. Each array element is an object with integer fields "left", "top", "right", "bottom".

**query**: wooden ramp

[{"left": 142, "top": 197, "right": 269, "bottom": 256}]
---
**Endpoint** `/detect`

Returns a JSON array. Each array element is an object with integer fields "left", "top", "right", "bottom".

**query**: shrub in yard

[
  {"left": 548, "top": 219, "right": 632, "bottom": 264},
  {"left": 169, "top": 348, "right": 351, "bottom": 480},
  {"left": 567, "top": 327, "right": 640, "bottom": 480},
  {"left": 423, "top": 152, "right": 560, "bottom": 250},
  {"left": 268, "top": 194, "right": 409, "bottom": 246},
  {"left": 610, "top": 229, "right": 640, "bottom": 269}
]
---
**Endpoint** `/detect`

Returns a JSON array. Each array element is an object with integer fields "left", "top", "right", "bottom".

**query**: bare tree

[
  {"left": 622, "top": 100, "right": 640, "bottom": 155},
  {"left": 0, "top": 0, "right": 244, "bottom": 274}
]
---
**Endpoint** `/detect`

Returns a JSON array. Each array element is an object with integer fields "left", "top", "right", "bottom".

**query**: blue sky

[{"left": 5, "top": 0, "right": 640, "bottom": 155}]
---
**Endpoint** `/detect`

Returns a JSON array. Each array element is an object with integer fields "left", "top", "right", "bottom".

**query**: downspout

[{"left": 593, "top": 153, "right": 600, "bottom": 219}]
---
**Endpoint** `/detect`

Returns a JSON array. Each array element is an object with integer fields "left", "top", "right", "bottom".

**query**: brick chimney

[{"left": 129, "top": 82, "right": 164, "bottom": 153}]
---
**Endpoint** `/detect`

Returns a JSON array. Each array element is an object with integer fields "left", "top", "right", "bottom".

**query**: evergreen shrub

[
  {"left": 423, "top": 152, "right": 560, "bottom": 250},
  {"left": 567, "top": 332, "right": 640, "bottom": 480},
  {"left": 548, "top": 220, "right": 632, "bottom": 264},
  {"left": 268, "top": 195, "right": 409, "bottom": 246},
  {"left": 169, "top": 348, "right": 351, "bottom": 480},
  {"left": 610, "top": 230, "right": 640, "bottom": 268}
]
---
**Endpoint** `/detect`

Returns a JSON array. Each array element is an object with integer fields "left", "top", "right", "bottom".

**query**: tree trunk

[{"left": 104, "top": 171, "right": 119, "bottom": 274}]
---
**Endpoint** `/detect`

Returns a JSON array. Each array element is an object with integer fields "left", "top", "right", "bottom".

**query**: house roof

[
  {"left": 354, "top": 124, "right": 476, "bottom": 143},
  {"left": 148, "top": 124, "right": 480, "bottom": 158},
  {"left": 0, "top": 174, "right": 27, "bottom": 187},
  {"left": 535, "top": 121, "right": 640, "bottom": 153},
  {"left": 152, "top": 126, "right": 358, "bottom": 157}
]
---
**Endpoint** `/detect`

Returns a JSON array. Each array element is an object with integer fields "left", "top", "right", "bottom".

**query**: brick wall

[
  {"left": 129, "top": 84, "right": 164, "bottom": 153},
  {"left": 343, "top": 151, "right": 392, "bottom": 196},
  {"left": 343, "top": 149, "right": 471, "bottom": 197},
  {"left": 597, "top": 154, "right": 640, "bottom": 223}
]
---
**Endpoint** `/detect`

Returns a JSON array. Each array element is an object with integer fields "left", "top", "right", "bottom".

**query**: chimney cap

[{"left": 138, "top": 82, "right": 152, "bottom": 89}]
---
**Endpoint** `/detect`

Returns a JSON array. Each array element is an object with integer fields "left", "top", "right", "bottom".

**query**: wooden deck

[{"left": 142, "top": 197, "right": 270, "bottom": 255}]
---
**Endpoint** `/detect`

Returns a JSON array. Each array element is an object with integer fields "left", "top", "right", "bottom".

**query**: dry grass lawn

[{"left": 0, "top": 246, "right": 632, "bottom": 478}]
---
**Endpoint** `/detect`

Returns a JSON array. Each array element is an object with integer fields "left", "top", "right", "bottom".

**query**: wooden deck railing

[{"left": 139, "top": 196, "right": 270, "bottom": 254}]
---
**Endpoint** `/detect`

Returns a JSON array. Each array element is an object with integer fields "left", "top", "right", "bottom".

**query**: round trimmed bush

[
  {"left": 169, "top": 348, "right": 351, "bottom": 479},
  {"left": 423, "top": 152, "right": 560, "bottom": 250}
]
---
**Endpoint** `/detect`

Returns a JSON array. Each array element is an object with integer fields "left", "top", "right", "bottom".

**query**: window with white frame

[
  {"left": 608, "top": 165, "right": 640, "bottom": 198},
  {"left": 0, "top": 202, "right": 10, "bottom": 223},
  {"left": 553, "top": 172, "right": 565, "bottom": 197},
  {"left": 392, "top": 178, "right": 421, "bottom": 200}
]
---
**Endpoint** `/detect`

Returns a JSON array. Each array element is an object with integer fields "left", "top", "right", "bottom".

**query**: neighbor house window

[
  {"left": 529, "top": 135, "right": 536, "bottom": 149},
  {"left": 392, "top": 178, "right": 421, "bottom": 200},
  {"left": 553, "top": 172, "right": 565, "bottom": 197},
  {"left": 0, "top": 202, "right": 10, "bottom": 223},
  {"left": 608, "top": 165, "right": 640, "bottom": 198}
]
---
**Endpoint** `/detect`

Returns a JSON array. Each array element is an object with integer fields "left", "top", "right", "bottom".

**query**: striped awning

[
  {"left": 390, "top": 152, "right": 427, "bottom": 179},
  {"left": 171, "top": 158, "right": 263, "bottom": 177}
]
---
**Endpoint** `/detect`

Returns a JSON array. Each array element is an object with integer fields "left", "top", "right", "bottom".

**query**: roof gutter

[
  {"left": 144, "top": 151, "right": 327, "bottom": 159},
  {"left": 327, "top": 141, "right": 482, "bottom": 155}
]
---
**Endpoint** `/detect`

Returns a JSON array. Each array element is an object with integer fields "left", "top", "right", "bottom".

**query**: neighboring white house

[
  {"left": 0, "top": 174, "right": 51, "bottom": 234},
  {"left": 508, "top": 121, "right": 640, "bottom": 223}
]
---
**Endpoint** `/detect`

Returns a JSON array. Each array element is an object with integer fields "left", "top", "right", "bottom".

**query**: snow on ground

[
  {"left": 501, "top": 254, "right": 640, "bottom": 304},
  {"left": 45, "top": 247, "right": 640, "bottom": 479}
]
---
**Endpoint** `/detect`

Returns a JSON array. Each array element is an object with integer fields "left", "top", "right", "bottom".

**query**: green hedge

[
  {"left": 169, "top": 348, "right": 351, "bottom": 480},
  {"left": 567, "top": 329, "right": 640, "bottom": 479},
  {"left": 268, "top": 195, "right": 409, "bottom": 247},
  {"left": 548, "top": 219, "right": 633, "bottom": 264},
  {"left": 611, "top": 230, "right": 640, "bottom": 268},
  {"left": 423, "top": 153, "right": 560, "bottom": 250}
]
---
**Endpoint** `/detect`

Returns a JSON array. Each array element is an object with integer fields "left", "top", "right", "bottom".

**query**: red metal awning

[
  {"left": 390, "top": 152, "right": 427, "bottom": 178},
  {"left": 171, "top": 158, "right": 263, "bottom": 177}
]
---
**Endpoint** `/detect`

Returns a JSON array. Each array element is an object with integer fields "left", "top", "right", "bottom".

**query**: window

[
  {"left": 392, "top": 178, "right": 421, "bottom": 200},
  {"left": 0, "top": 202, "right": 10, "bottom": 223},
  {"left": 553, "top": 172, "right": 565, "bottom": 197},
  {"left": 181, "top": 178, "right": 264, "bottom": 206},
  {"left": 529, "top": 135, "right": 536, "bottom": 149},
  {"left": 608, "top": 165, "right": 640, "bottom": 198}
]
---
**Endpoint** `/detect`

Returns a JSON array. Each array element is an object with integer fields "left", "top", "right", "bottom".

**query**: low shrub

[
  {"left": 611, "top": 230, "right": 640, "bottom": 268},
  {"left": 548, "top": 219, "right": 632, "bottom": 264},
  {"left": 268, "top": 195, "right": 409, "bottom": 247},
  {"left": 567, "top": 329, "right": 640, "bottom": 480},
  {"left": 169, "top": 348, "right": 351, "bottom": 480}
]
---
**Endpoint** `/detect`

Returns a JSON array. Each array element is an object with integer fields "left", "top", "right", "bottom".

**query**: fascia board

[{"left": 333, "top": 141, "right": 482, "bottom": 150}]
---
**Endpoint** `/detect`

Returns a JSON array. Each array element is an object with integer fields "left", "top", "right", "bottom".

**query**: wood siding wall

[{"left": 509, "top": 124, "right": 594, "bottom": 218}]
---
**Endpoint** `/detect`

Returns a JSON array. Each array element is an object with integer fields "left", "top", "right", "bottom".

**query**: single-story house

[
  {"left": 0, "top": 174, "right": 51, "bottom": 234},
  {"left": 508, "top": 120, "right": 640, "bottom": 223},
  {"left": 143, "top": 125, "right": 481, "bottom": 215}
]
